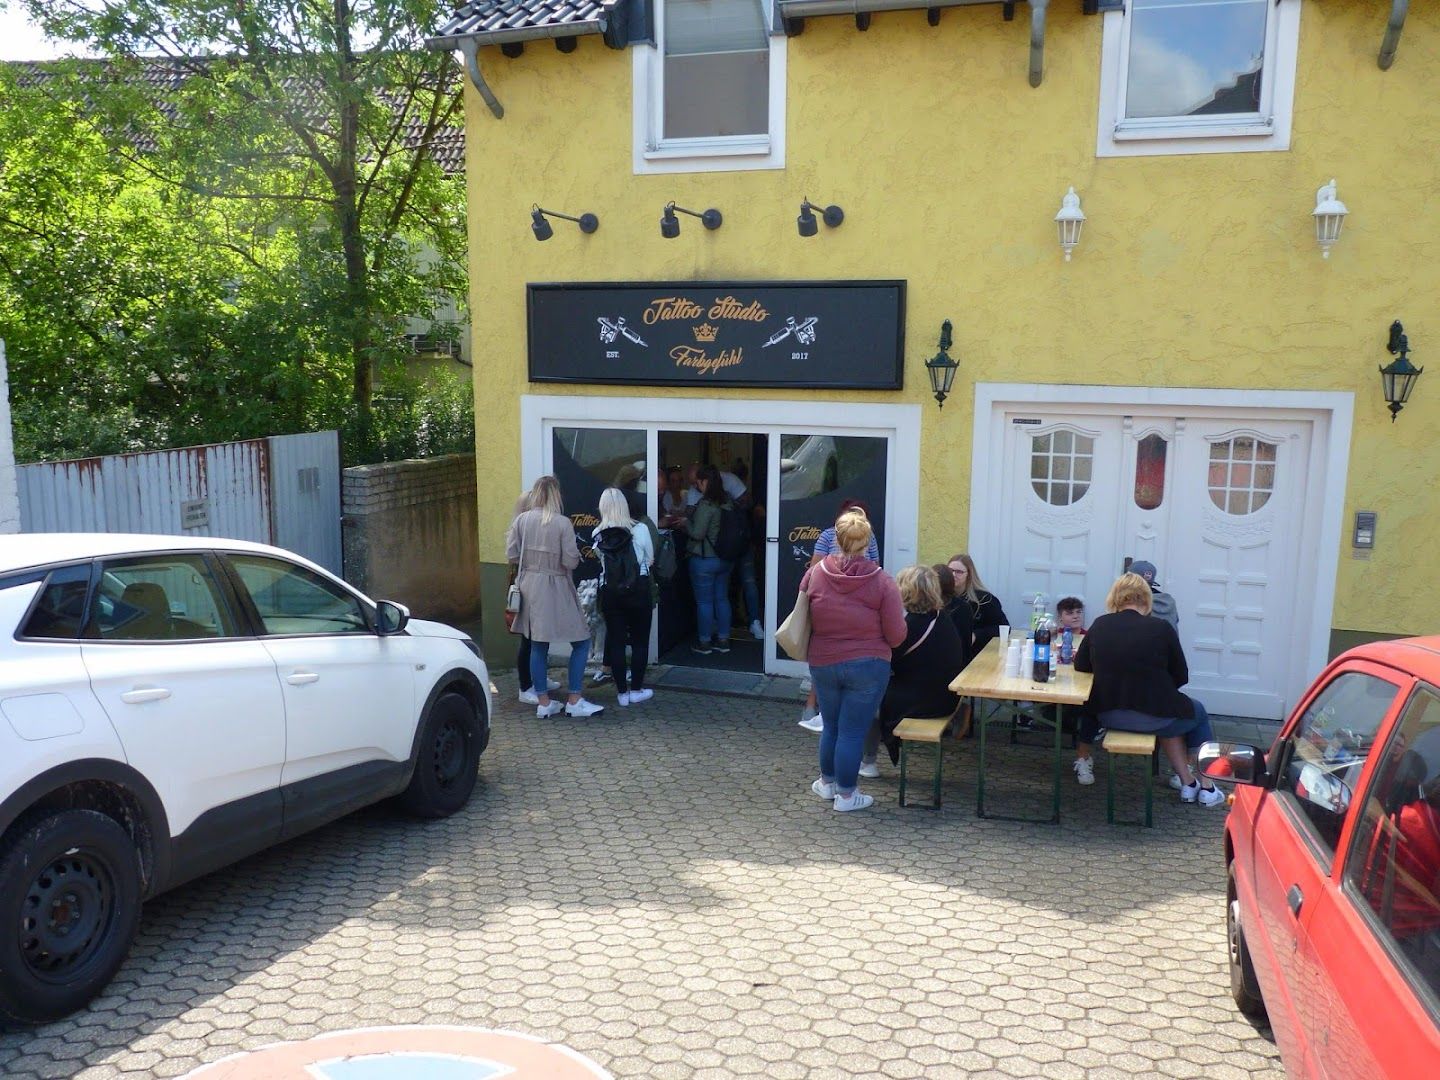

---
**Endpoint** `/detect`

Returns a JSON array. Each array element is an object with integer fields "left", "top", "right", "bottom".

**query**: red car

[{"left": 1202, "top": 637, "right": 1440, "bottom": 1077}]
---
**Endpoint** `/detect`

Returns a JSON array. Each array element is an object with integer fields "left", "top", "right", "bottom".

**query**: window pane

[
  {"left": 94, "top": 556, "right": 236, "bottom": 641},
  {"left": 663, "top": 0, "right": 770, "bottom": 140},
  {"left": 1032, "top": 432, "right": 1093, "bottom": 507},
  {"left": 1345, "top": 689, "right": 1440, "bottom": 1001},
  {"left": 1277, "top": 672, "right": 1398, "bottom": 862},
  {"left": 1032, "top": 481, "right": 1048, "bottom": 501},
  {"left": 1127, "top": 0, "right": 1269, "bottom": 120},
  {"left": 1134, "top": 433, "right": 1167, "bottom": 510},
  {"left": 228, "top": 555, "right": 369, "bottom": 635},
  {"left": 1053, "top": 429, "right": 1074, "bottom": 454},
  {"left": 1209, "top": 436, "right": 1277, "bottom": 515},
  {"left": 1033, "top": 433, "right": 1052, "bottom": 455},
  {"left": 1074, "top": 456, "right": 1093, "bottom": 483},
  {"left": 20, "top": 564, "right": 92, "bottom": 639},
  {"left": 1052, "top": 456, "right": 1071, "bottom": 482}
]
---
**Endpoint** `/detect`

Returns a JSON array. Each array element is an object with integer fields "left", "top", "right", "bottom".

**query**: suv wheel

[
  {"left": 1227, "top": 861, "right": 1267, "bottom": 1020},
  {"left": 398, "top": 691, "right": 481, "bottom": 819},
  {"left": 0, "top": 809, "right": 143, "bottom": 1024}
]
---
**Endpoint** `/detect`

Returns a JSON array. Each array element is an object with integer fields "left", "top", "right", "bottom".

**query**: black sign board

[{"left": 528, "top": 280, "right": 906, "bottom": 390}]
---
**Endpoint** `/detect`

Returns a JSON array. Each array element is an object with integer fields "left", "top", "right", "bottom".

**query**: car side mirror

[
  {"left": 375, "top": 600, "right": 410, "bottom": 636},
  {"left": 1199, "top": 741, "right": 1266, "bottom": 786}
]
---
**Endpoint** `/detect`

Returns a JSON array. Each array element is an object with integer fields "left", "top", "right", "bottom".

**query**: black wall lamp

[
  {"left": 1381, "top": 320, "right": 1424, "bottom": 422},
  {"left": 660, "top": 201, "right": 722, "bottom": 238},
  {"left": 925, "top": 320, "right": 959, "bottom": 409},
  {"left": 797, "top": 198, "right": 844, "bottom": 237},
  {"left": 531, "top": 204, "right": 598, "bottom": 241}
]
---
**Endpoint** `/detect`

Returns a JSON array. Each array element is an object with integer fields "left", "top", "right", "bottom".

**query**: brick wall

[
  {"left": 342, "top": 453, "right": 478, "bottom": 623},
  {"left": 0, "top": 341, "right": 19, "bottom": 535}
]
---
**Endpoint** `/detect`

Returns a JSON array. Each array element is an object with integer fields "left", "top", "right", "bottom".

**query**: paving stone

[{"left": 0, "top": 677, "right": 1282, "bottom": 1078}]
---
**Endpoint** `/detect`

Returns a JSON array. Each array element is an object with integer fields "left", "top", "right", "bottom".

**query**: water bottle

[
  {"left": 1032, "top": 619, "right": 1052, "bottom": 682},
  {"left": 1060, "top": 627, "right": 1074, "bottom": 665},
  {"left": 1048, "top": 628, "right": 1058, "bottom": 681},
  {"left": 1031, "top": 592, "right": 1047, "bottom": 634}
]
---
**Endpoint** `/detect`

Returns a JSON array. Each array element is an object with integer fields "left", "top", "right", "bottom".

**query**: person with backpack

[
  {"left": 687, "top": 464, "right": 739, "bottom": 655},
  {"left": 593, "top": 487, "right": 656, "bottom": 705}
]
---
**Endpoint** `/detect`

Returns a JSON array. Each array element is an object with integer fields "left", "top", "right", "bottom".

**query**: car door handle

[
  {"left": 286, "top": 671, "right": 320, "bottom": 686},
  {"left": 120, "top": 687, "right": 171, "bottom": 704},
  {"left": 1286, "top": 884, "right": 1304, "bottom": 918}
]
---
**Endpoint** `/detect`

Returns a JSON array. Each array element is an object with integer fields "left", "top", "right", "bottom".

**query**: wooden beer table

[{"left": 949, "top": 638, "right": 1093, "bottom": 823}]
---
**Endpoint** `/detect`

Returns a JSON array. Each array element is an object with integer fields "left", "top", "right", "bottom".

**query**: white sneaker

[
  {"left": 627, "top": 688, "right": 654, "bottom": 704},
  {"left": 1073, "top": 757, "right": 1096, "bottom": 786},
  {"left": 546, "top": 678, "right": 561, "bottom": 692},
  {"left": 536, "top": 701, "right": 563, "bottom": 718},
  {"left": 798, "top": 707, "right": 824, "bottom": 733},
  {"left": 750, "top": 620, "right": 764, "bottom": 638},
  {"left": 616, "top": 692, "right": 631, "bottom": 707},
  {"left": 1169, "top": 774, "right": 1184, "bottom": 791},
  {"left": 1182, "top": 780, "right": 1228, "bottom": 807},
  {"left": 518, "top": 689, "right": 540, "bottom": 706},
  {"left": 811, "top": 777, "right": 836, "bottom": 800},
  {"left": 858, "top": 761, "right": 880, "bottom": 779},
  {"left": 833, "top": 791, "right": 874, "bottom": 812},
  {"left": 565, "top": 698, "right": 605, "bottom": 718}
]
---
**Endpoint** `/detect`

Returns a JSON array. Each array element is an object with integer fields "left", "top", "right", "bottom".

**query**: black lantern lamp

[
  {"left": 1380, "top": 320, "right": 1424, "bottom": 422},
  {"left": 660, "top": 201, "right": 723, "bottom": 238},
  {"left": 925, "top": 320, "right": 960, "bottom": 409},
  {"left": 530, "top": 205, "right": 598, "bottom": 241},
  {"left": 797, "top": 198, "right": 844, "bottom": 237}
]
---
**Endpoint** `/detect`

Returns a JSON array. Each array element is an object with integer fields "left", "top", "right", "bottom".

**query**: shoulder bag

[
  {"left": 776, "top": 583, "right": 812, "bottom": 661},
  {"left": 505, "top": 518, "right": 525, "bottom": 634}
]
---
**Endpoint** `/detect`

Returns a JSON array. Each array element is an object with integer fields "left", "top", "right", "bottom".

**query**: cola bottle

[{"left": 1032, "top": 619, "right": 1052, "bottom": 682}]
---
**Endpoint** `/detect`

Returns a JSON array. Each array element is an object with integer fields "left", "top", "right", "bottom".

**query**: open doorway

[{"left": 656, "top": 431, "right": 768, "bottom": 673}]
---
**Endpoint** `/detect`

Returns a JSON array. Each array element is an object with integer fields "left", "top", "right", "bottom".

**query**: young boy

[{"left": 1056, "top": 596, "right": 1086, "bottom": 636}]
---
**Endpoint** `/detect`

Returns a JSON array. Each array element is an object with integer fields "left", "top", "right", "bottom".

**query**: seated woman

[
  {"left": 1071, "top": 572, "right": 1224, "bottom": 805},
  {"left": 867, "top": 565, "right": 967, "bottom": 772},
  {"left": 934, "top": 563, "right": 975, "bottom": 670},
  {"left": 946, "top": 553, "right": 1008, "bottom": 654}
]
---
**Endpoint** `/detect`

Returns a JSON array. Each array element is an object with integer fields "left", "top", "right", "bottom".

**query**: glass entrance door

[{"left": 770, "top": 433, "right": 890, "bottom": 672}]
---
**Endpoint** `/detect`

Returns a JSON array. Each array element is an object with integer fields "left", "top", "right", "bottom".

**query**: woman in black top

[
  {"left": 1072, "top": 572, "right": 1223, "bottom": 806},
  {"left": 867, "top": 565, "right": 966, "bottom": 769},
  {"left": 934, "top": 563, "right": 976, "bottom": 669},
  {"left": 946, "top": 553, "right": 1008, "bottom": 654}
]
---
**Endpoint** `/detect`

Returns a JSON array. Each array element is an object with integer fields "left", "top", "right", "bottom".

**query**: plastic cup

[{"left": 998, "top": 625, "right": 1011, "bottom": 650}]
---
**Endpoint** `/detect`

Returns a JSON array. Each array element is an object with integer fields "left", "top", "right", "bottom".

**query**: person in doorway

[
  {"left": 505, "top": 476, "right": 605, "bottom": 718},
  {"left": 1128, "top": 560, "right": 1179, "bottom": 631},
  {"left": 863, "top": 565, "right": 966, "bottom": 776},
  {"left": 803, "top": 510, "right": 907, "bottom": 811},
  {"left": 946, "top": 553, "right": 1009, "bottom": 654},
  {"left": 799, "top": 500, "right": 881, "bottom": 732},
  {"left": 593, "top": 488, "right": 656, "bottom": 706},
  {"left": 511, "top": 485, "right": 561, "bottom": 705},
  {"left": 660, "top": 465, "right": 688, "bottom": 531},
  {"left": 687, "top": 465, "right": 734, "bottom": 655},
  {"left": 1069, "top": 573, "right": 1224, "bottom": 805}
]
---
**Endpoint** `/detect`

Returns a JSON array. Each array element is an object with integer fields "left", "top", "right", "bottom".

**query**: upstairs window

[
  {"left": 1096, "top": 0, "right": 1301, "bottom": 158},
  {"left": 634, "top": 0, "right": 786, "bottom": 173}
]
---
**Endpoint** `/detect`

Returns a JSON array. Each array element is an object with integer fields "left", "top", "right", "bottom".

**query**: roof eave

[{"left": 425, "top": 18, "right": 607, "bottom": 52}]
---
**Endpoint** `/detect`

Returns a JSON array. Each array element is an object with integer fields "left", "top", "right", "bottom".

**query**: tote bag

[{"left": 775, "top": 587, "right": 812, "bottom": 661}]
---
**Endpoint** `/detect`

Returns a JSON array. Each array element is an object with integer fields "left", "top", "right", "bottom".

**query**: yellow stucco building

[{"left": 431, "top": 0, "right": 1438, "bottom": 718}]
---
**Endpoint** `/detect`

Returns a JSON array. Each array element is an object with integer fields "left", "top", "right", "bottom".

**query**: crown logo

[{"left": 692, "top": 323, "right": 718, "bottom": 343}]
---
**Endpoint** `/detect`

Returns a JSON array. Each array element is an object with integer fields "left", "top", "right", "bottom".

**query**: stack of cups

[{"left": 1005, "top": 638, "right": 1024, "bottom": 677}]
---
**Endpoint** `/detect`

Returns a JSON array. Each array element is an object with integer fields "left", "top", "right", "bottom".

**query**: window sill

[
  {"left": 1113, "top": 118, "right": 1275, "bottom": 142},
  {"left": 643, "top": 135, "right": 772, "bottom": 161}
]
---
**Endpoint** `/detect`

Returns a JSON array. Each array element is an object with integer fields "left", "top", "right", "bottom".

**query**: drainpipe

[
  {"left": 457, "top": 39, "right": 504, "bottom": 119},
  {"left": 1378, "top": 0, "right": 1408, "bottom": 70},
  {"left": 1028, "top": 0, "right": 1048, "bottom": 88}
]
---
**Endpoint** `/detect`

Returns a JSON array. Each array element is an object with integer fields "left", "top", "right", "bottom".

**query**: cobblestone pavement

[{"left": 0, "top": 678, "right": 1283, "bottom": 1079}]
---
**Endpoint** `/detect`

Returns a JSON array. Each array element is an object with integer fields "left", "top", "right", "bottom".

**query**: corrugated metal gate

[{"left": 17, "top": 432, "right": 342, "bottom": 574}]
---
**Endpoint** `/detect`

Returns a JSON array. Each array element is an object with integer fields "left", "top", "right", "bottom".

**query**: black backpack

[
  {"left": 713, "top": 503, "right": 750, "bottom": 562},
  {"left": 596, "top": 527, "right": 647, "bottom": 605}
]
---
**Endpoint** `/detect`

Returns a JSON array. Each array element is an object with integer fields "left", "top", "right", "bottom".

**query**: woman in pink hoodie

[{"left": 801, "top": 510, "right": 907, "bottom": 811}]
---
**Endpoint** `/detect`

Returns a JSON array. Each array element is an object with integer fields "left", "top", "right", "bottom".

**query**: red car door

[{"left": 1246, "top": 663, "right": 1404, "bottom": 1075}]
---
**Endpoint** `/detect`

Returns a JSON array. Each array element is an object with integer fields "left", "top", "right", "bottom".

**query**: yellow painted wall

[{"left": 462, "top": 4, "right": 1440, "bottom": 637}]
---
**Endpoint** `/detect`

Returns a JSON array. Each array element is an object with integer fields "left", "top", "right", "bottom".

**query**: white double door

[{"left": 992, "top": 409, "right": 1318, "bottom": 719}]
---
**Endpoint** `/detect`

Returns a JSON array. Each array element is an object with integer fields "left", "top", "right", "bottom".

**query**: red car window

[{"left": 1345, "top": 686, "right": 1440, "bottom": 1002}]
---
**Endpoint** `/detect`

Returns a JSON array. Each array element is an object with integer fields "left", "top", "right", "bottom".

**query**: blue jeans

[
  {"left": 735, "top": 547, "right": 760, "bottom": 625},
  {"left": 689, "top": 556, "right": 733, "bottom": 644},
  {"left": 811, "top": 657, "right": 891, "bottom": 794},
  {"left": 1090, "top": 696, "right": 1213, "bottom": 749},
  {"left": 530, "top": 639, "right": 590, "bottom": 698}
]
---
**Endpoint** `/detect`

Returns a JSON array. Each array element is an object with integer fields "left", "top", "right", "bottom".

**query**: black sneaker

[
  {"left": 712, "top": 640, "right": 731, "bottom": 653},
  {"left": 692, "top": 642, "right": 713, "bottom": 655}
]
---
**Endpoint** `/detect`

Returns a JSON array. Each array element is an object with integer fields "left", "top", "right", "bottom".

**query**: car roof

[
  {"left": 1344, "top": 636, "right": 1440, "bottom": 683},
  {"left": 0, "top": 533, "right": 290, "bottom": 574}
]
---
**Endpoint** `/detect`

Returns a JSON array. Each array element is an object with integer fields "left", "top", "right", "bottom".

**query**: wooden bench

[
  {"left": 1102, "top": 730, "right": 1157, "bottom": 827},
  {"left": 895, "top": 705, "right": 961, "bottom": 809}
]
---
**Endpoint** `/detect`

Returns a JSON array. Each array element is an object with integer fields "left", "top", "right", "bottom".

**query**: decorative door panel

[
  {"left": 1119, "top": 418, "right": 1177, "bottom": 575},
  {"left": 1167, "top": 420, "right": 1311, "bottom": 719},
  {"left": 1000, "top": 415, "right": 1125, "bottom": 625}
]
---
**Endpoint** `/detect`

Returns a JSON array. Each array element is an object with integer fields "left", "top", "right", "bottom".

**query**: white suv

[{"left": 0, "top": 534, "right": 491, "bottom": 1024}]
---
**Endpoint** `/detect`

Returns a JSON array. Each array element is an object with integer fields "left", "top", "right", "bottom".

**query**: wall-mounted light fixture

[
  {"left": 1054, "top": 187, "right": 1085, "bottom": 262},
  {"left": 1313, "top": 180, "right": 1348, "bottom": 259},
  {"left": 797, "top": 198, "right": 844, "bottom": 237},
  {"left": 1380, "top": 320, "right": 1423, "bottom": 422},
  {"left": 925, "top": 320, "right": 959, "bottom": 409},
  {"left": 531, "top": 204, "right": 598, "bottom": 242},
  {"left": 660, "top": 201, "right": 723, "bottom": 239}
]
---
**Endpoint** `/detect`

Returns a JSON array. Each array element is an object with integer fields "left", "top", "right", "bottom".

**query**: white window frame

[
  {"left": 631, "top": 1, "right": 786, "bottom": 175},
  {"left": 1096, "top": 0, "right": 1302, "bottom": 159}
]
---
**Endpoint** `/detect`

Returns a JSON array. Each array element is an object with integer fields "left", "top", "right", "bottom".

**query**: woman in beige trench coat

[{"left": 506, "top": 476, "right": 605, "bottom": 718}]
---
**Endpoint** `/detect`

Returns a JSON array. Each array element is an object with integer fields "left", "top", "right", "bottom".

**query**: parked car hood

[{"left": 405, "top": 617, "right": 469, "bottom": 641}]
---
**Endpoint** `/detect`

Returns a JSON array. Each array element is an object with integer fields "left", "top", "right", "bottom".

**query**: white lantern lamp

[
  {"left": 1055, "top": 187, "right": 1085, "bottom": 262},
  {"left": 1313, "top": 179, "right": 1348, "bottom": 259}
]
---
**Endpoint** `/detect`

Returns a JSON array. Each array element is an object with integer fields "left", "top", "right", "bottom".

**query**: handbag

[{"left": 775, "top": 586, "right": 812, "bottom": 660}]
